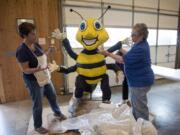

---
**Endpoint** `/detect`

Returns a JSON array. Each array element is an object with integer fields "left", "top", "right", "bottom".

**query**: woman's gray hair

[{"left": 133, "top": 23, "right": 149, "bottom": 40}]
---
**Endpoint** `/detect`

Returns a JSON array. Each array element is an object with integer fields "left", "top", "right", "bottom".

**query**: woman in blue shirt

[{"left": 100, "top": 23, "right": 154, "bottom": 120}]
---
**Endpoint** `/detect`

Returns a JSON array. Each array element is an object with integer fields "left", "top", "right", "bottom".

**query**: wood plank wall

[{"left": 0, "top": 0, "right": 64, "bottom": 103}]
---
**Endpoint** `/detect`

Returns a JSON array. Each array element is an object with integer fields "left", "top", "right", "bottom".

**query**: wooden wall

[{"left": 0, "top": 0, "right": 64, "bottom": 103}]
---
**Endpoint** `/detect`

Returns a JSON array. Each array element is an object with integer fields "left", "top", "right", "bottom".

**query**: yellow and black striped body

[{"left": 76, "top": 50, "right": 107, "bottom": 84}]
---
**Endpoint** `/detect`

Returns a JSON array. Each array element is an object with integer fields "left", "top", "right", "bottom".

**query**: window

[
  {"left": 148, "top": 29, "right": 157, "bottom": 46},
  {"left": 105, "top": 28, "right": 158, "bottom": 47},
  {"left": 158, "top": 30, "right": 177, "bottom": 46},
  {"left": 66, "top": 27, "right": 82, "bottom": 48},
  {"left": 104, "top": 28, "right": 131, "bottom": 47}
]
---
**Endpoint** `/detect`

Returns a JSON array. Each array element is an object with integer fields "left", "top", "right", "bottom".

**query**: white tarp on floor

[{"left": 47, "top": 104, "right": 157, "bottom": 135}]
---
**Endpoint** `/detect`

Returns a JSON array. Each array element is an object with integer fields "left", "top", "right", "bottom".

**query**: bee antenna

[
  {"left": 98, "top": 5, "right": 111, "bottom": 20},
  {"left": 70, "top": 9, "right": 84, "bottom": 20}
]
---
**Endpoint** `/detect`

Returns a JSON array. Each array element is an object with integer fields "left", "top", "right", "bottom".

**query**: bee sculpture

[{"left": 49, "top": 6, "right": 130, "bottom": 117}]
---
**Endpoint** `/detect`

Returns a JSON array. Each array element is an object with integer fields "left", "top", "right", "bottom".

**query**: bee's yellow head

[
  {"left": 76, "top": 18, "right": 109, "bottom": 51},
  {"left": 70, "top": 6, "right": 111, "bottom": 51}
]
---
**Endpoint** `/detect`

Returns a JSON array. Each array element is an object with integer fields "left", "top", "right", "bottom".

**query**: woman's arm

[
  {"left": 18, "top": 62, "right": 47, "bottom": 74},
  {"left": 108, "top": 52, "right": 124, "bottom": 63},
  {"left": 100, "top": 50, "right": 124, "bottom": 64},
  {"left": 120, "top": 48, "right": 128, "bottom": 55}
]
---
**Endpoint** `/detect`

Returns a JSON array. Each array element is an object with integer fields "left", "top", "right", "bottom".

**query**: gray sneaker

[
  {"left": 54, "top": 113, "right": 67, "bottom": 121},
  {"left": 35, "top": 127, "right": 48, "bottom": 134},
  {"left": 102, "top": 100, "right": 111, "bottom": 104},
  {"left": 68, "top": 97, "right": 81, "bottom": 117}
]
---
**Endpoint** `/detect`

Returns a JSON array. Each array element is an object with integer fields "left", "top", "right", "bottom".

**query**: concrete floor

[{"left": 0, "top": 79, "right": 180, "bottom": 135}]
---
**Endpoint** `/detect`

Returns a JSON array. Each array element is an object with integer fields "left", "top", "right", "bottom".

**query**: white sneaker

[{"left": 68, "top": 97, "right": 81, "bottom": 117}]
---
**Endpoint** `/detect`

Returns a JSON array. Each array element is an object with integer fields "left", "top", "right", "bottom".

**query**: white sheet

[
  {"left": 152, "top": 65, "right": 180, "bottom": 81},
  {"left": 47, "top": 104, "right": 157, "bottom": 135}
]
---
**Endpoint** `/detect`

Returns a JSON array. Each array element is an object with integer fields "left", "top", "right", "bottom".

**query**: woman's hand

[
  {"left": 36, "top": 66, "right": 48, "bottom": 72},
  {"left": 116, "top": 56, "right": 124, "bottom": 64},
  {"left": 100, "top": 50, "right": 124, "bottom": 64},
  {"left": 99, "top": 50, "right": 110, "bottom": 56}
]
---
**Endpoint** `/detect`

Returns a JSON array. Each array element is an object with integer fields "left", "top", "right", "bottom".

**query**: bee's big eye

[
  {"left": 79, "top": 20, "right": 87, "bottom": 31},
  {"left": 94, "top": 20, "right": 102, "bottom": 30}
]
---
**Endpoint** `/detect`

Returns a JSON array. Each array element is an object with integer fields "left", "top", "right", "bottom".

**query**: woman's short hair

[
  {"left": 133, "top": 23, "right": 149, "bottom": 40},
  {"left": 18, "top": 22, "right": 36, "bottom": 38}
]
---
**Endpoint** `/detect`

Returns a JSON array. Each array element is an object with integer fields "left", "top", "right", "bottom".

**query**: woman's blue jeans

[
  {"left": 24, "top": 78, "right": 61, "bottom": 128},
  {"left": 129, "top": 86, "right": 151, "bottom": 120}
]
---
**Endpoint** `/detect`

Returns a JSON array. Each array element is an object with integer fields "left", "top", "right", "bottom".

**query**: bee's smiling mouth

[{"left": 82, "top": 37, "right": 98, "bottom": 46}]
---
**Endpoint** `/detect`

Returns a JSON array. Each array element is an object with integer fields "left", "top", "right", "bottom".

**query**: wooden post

[{"left": 0, "top": 65, "right": 6, "bottom": 103}]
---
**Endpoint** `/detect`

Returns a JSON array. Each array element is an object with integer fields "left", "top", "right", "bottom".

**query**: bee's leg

[
  {"left": 68, "top": 75, "right": 85, "bottom": 117},
  {"left": 68, "top": 96, "right": 81, "bottom": 117},
  {"left": 100, "top": 74, "right": 111, "bottom": 104}
]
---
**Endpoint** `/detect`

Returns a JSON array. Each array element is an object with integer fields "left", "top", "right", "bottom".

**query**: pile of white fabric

[{"left": 48, "top": 104, "right": 157, "bottom": 135}]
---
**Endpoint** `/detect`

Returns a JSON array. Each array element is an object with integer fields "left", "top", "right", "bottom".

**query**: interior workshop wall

[{"left": 0, "top": 0, "right": 64, "bottom": 103}]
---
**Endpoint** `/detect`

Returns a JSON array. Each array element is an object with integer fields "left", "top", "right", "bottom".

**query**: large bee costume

[
  {"left": 60, "top": 39, "right": 122, "bottom": 100},
  {"left": 53, "top": 6, "right": 123, "bottom": 115}
]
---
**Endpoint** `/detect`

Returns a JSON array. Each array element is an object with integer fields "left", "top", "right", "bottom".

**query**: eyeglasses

[{"left": 131, "top": 32, "right": 139, "bottom": 37}]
